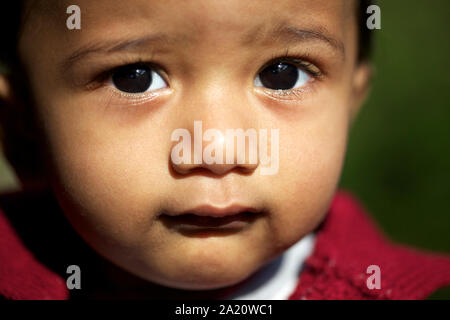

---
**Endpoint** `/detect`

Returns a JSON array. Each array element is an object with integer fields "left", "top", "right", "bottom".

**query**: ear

[
  {"left": 0, "top": 72, "right": 48, "bottom": 190},
  {"left": 349, "top": 62, "right": 372, "bottom": 124},
  {"left": 0, "top": 74, "right": 13, "bottom": 103},
  {"left": 0, "top": 73, "right": 37, "bottom": 140}
]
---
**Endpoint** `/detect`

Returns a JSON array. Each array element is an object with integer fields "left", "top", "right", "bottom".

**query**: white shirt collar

[{"left": 225, "top": 233, "right": 316, "bottom": 300}]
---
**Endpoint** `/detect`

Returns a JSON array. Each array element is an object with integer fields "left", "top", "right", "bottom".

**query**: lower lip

[{"left": 160, "top": 211, "right": 260, "bottom": 235}]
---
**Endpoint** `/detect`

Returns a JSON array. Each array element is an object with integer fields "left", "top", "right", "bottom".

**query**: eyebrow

[
  {"left": 241, "top": 24, "right": 346, "bottom": 59},
  {"left": 61, "top": 33, "right": 184, "bottom": 71},
  {"left": 62, "top": 23, "right": 345, "bottom": 71}
]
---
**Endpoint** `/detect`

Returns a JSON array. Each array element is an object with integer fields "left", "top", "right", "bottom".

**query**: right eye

[{"left": 111, "top": 64, "right": 167, "bottom": 93}]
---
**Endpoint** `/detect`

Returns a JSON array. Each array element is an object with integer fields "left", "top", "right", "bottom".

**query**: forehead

[
  {"left": 19, "top": 0, "right": 358, "bottom": 75},
  {"left": 23, "top": 0, "right": 356, "bottom": 42}
]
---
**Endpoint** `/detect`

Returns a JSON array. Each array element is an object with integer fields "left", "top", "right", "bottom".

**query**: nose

[
  {"left": 170, "top": 121, "right": 259, "bottom": 176},
  {"left": 168, "top": 67, "right": 262, "bottom": 177}
]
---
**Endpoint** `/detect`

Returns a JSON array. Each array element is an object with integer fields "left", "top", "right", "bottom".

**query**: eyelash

[
  {"left": 88, "top": 53, "right": 324, "bottom": 104},
  {"left": 264, "top": 51, "right": 324, "bottom": 78}
]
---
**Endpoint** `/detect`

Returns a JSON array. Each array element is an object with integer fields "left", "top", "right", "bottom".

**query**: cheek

[
  {"left": 39, "top": 95, "right": 173, "bottom": 248},
  {"left": 266, "top": 95, "right": 350, "bottom": 249}
]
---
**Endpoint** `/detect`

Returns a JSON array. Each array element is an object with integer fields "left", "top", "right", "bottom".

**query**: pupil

[
  {"left": 112, "top": 65, "right": 152, "bottom": 93},
  {"left": 259, "top": 62, "right": 298, "bottom": 90}
]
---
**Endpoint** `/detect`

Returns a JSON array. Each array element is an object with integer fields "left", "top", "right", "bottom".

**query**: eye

[
  {"left": 254, "top": 61, "right": 311, "bottom": 90},
  {"left": 111, "top": 64, "right": 167, "bottom": 93}
]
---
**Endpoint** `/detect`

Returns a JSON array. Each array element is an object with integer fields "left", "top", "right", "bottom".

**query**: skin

[{"left": 1, "top": 0, "right": 370, "bottom": 298}]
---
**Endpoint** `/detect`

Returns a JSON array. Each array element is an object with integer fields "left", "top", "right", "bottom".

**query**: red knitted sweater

[{"left": 1, "top": 189, "right": 449, "bottom": 300}]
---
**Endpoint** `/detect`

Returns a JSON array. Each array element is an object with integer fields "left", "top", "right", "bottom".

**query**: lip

[
  {"left": 164, "top": 204, "right": 260, "bottom": 218},
  {"left": 159, "top": 204, "right": 264, "bottom": 235}
]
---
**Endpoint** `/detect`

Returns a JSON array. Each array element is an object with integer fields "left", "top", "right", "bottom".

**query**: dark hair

[
  {"left": 358, "top": 0, "right": 375, "bottom": 62},
  {"left": 0, "top": 0, "right": 374, "bottom": 188},
  {"left": 0, "top": 2, "right": 25, "bottom": 72}
]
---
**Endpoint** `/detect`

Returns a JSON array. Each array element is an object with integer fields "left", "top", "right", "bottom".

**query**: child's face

[{"left": 17, "top": 0, "right": 369, "bottom": 290}]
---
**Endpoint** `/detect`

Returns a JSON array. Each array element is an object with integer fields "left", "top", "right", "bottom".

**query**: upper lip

[{"left": 164, "top": 204, "right": 260, "bottom": 218}]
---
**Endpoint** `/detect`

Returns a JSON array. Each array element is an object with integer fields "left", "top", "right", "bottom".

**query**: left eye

[
  {"left": 254, "top": 62, "right": 310, "bottom": 90},
  {"left": 111, "top": 64, "right": 167, "bottom": 93}
]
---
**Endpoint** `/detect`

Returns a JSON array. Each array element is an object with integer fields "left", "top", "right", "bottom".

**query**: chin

[
  {"left": 157, "top": 270, "right": 252, "bottom": 291},
  {"left": 143, "top": 255, "right": 260, "bottom": 291}
]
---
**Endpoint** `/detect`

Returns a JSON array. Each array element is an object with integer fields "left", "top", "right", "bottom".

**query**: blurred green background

[
  {"left": 0, "top": 0, "right": 448, "bottom": 295},
  {"left": 340, "top": 0, "right": 450, "bottom": 254}
]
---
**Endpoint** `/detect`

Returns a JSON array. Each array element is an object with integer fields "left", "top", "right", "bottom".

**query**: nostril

[
  {"left": 170, "top": 153, "right": 259, "bottom": 177},
  {"left": 170, "top": 160, "right": 193, "bottom": 175},
  {"left": 207, "top": 163, "right": 245, "bottom": 176}
]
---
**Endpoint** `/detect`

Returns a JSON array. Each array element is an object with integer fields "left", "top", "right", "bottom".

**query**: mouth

[{"left": 159, "top": 205, "right": 265, "bottom": 237}]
